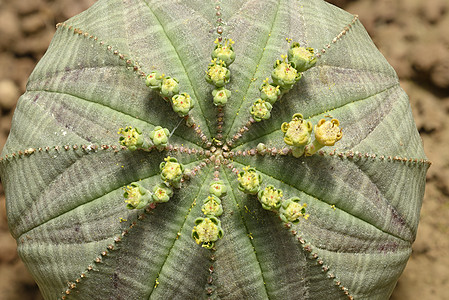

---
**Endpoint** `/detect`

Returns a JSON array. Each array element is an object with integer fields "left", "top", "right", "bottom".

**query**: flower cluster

[
  {"left": 145, "top": 71, "right": 194, "bottom": 117},
  {"left": 117, "top": 37, "right": 319, "bottom": 253},
  {"left": 118, "top": 125, "right": 170, "bottom": 151},
  {"left": 122, "top": 155, "right": 183, "bottom": 210},
  {"left": 250, "top": 42, "right": 317, "bottom": 122},
  {"left": 238, "top": 166, "right": 309, "bottom": 223},
  {"left": 281, "top": 114, "right": 343, "bottom": 157},
  {"left": 192, "top": 180, "right": 227, "bottom": 249},
  {"left": 206, "top": 38, "right": 235, "bottom": 106},
  {"left": 122, "top": 181, "right": 173, "bottom": 210}
]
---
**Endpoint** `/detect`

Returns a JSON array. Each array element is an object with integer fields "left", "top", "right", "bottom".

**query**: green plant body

[{"left": 0, "top": 1, "right": 430, "bottom": 299}]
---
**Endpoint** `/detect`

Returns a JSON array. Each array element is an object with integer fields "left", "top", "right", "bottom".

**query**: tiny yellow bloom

[{"left": 314, "top": 119, "right": 343, "bottom": 146}]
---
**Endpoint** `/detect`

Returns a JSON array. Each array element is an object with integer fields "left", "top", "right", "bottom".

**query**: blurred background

[{"left": 0, "top": 0, "right": 447, "bottom": 299}]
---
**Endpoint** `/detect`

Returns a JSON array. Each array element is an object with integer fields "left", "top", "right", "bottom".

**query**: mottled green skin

[{"left": 0, "top": 0, "right": 428, "bottom": 299}]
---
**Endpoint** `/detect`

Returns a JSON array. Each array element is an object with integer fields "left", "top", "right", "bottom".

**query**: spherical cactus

[{"left": 0, "top": 1, "right": 430, "bottom": 299}]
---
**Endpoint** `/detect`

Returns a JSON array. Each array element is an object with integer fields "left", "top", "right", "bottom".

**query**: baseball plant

[{"left": 0, "top": 0, "right": 429, "bottom": 299}]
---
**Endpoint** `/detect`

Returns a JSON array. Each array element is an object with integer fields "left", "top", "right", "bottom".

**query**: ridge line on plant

[
  {"left": 290, "top": 227, "right": 354, "bottom": 300},
  {"left": 59, "top": 158, "right": 210, "bottom": 298},
  {"left": 222, "top": 167, "right": 271, "bottom": 298},
  {"left": 212, "top": 4, "right": 228, "bottom": 144},
  {"left": 24, "top": 88, "right": 199, "bottom": 143},
  {"left": 143, "top": 1, "right": 213, "bottom": 141},
  {"left": 55, "top": 21, "right": 210, "bottom": 147},
  {"left": 0, "top": 142, "right": 210, "bottom": 165},
  {"left": 315, "top": 14, "right": 359, "bottom": 59},
  {"left": 11, "top": 152, "right": 205, "bottom": 241},
  {"left": 230, "top": 160, "right": 410, "bottom": 243},
  {"left": 146, "top": 166, "right": 212, "bottom": 299},
  {"left": 56, "top": 22, "right": 146, "bottom": 78},
  {"left": 225, "top": 10, "right": 359, "bottom": 148},
  {"left": 230, "top": 146, "right": 431, "bottom": 167},
  {"left": 228, "top": 82, "right": 398, "bottom": 148},
  {"left": 59, "top": 204, "right": 157, "bottom": 299},
  {"left": 224, "top": 0, "right": 282, "bottom": 143},
  {"left": 15, "top": 166, "right": 161, "bottom": 241}
]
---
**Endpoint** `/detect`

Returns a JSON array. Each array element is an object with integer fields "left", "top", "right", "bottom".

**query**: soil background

[{"left": 0, "top": 0, "right": 448, "bottom": 299}]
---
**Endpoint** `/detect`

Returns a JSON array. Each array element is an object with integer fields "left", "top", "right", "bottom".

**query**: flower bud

[
  {"left": 171, "top": 93, "right": 194, "bottom": 117},
  {"left": 209, "top": 180, "right": 227, "bottom": 197},
  {"left": 149, "top": 126, "right": 170, "bottom": 151},
  {"left": 287, "top": 42, "right": 317, "bottom": 72},
  {"left": 212, "top": 87, "right": 231, "bottom": 106},
  {"left": 152, "top": 183, "right": 173, "bottom": 203},
  {"left": 250, "top": 99, "right": 272, "bottom": 122},
  {"left": 145, "top": 71, "right": 163, "bottom": 89}
]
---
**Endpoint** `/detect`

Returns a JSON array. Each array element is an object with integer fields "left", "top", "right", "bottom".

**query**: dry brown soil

[{"left": 0, "top": 0, "right": 448, "bottom": 299}]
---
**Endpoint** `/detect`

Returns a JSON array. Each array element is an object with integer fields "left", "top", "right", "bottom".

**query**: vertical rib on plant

[{"left": 0, "top": 1, "right": 429, "bottom": 299}]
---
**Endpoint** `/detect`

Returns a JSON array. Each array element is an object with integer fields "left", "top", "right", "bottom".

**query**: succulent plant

[{"left": 0, "top": 0, "right": 430, "bottom": 299}]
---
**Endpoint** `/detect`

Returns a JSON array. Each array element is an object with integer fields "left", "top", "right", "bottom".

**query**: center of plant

[{"left": 116, "top": 37, "right": 340, "bottom": 250}]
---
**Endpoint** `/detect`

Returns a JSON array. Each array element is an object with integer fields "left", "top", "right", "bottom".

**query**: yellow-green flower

[
  {"left": 152, "top": 183, "right": 173, "bottom": 203},
  {"left": 192, "top": 217, "right": 224, "bottom": 249},
  {"left": 209, "top": 180, "right": 227, "bottom": 197},
  {"left": 238, "top": 166, "right": 261, "bottom": 194},
  {"left": 305, "top": 118, "right": 343, "bottom": 156},
  {"left": 260, "top": 78, "right": 281, "bottom": 104},
  {"left": 257, "top": 185, "right": 283, "bottom": 210},
  {"left": 160, "top": 156, "right": 184, "bottom": 188},
  {"left": 161, "top": 76, "right": 180, "bottom": 99},
  {"left": 212, "top": 38, "right": 236, "bottom": 66},
  {"left": 272, "top": 55, "right": 301, "bottom": 91},
  {"left": 201, "top": 195, "right": 223, "bottom": 217},
  {"left": 279, "top": 197, "right": 308, "bottom": 224},
  {"left": 314, "top": 118, "right": 343, "bottom": 146},
  {"left": 288, "top": 42, "right": 317, "bottom": 72},
  {"left": 149, "top": 126, "right": 170, "bottom": 150},
  {"left": 212, "top": 87, "right": 231, "bottom": 106},
  {"left": 171, "top": 93, "right": 194, "bottom": 117},
  {"left": 118, "top": 126, "right": 143, "bottom": 151},
  {"left": 250, "top": 99, "right": 272, "bottom": 122},
  {"left": 145, "top": 71, "right": 163, "bottom": 89},
  {"left": 206, "top": 58, "right": 230, "bottom": 87},
  {"left": 123, "top": 182, "right": 151, "bottom": 209},
  {"left": 281, "top": 113, "right": 313, "bottom": 147}
]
